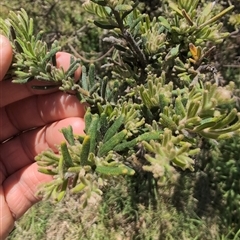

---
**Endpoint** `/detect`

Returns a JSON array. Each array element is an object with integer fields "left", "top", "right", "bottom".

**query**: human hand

[{"left": 0, "top": 35, "right": 86, "bottom": 239}]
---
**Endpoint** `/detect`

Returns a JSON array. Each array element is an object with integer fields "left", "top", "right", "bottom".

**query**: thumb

[{"left": 0, "top": 35, "right": 13, "bottom": 81}]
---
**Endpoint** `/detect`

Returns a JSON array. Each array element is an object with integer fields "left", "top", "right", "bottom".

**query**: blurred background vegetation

[{"left": 1, "top": 0, "right": 240, "bottom": 239}]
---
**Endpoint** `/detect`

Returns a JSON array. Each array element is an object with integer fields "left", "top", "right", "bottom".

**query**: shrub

[{"left": 1, "top": 0, "right": 240, "bottom": 238}]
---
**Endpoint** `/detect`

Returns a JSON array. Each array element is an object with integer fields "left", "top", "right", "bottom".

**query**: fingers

[
  {"left": 0, "top": 79, "right": 57, "bottom": 108},
  {"left": 0, "top": 186, "right": 15, "bottom": 239},
  {"left": 1, "top": 91, "right": 86, "bottom": 142},
  {"left": 0, "top": 52, "right": 81, "bottom": 108},
  {"left": 0, "top": 163, "right": 52, "bottom": 239},
  {"left": 55, "top": 52, "right": 81, "bottom": 79},
  {"left": 0, "top": 117, "right": 85, "bottom": 176},
  {"left": 4, "top": 162, "right": 53, "bottom": 218},
  {"left": 0, "top": 35, "right": 13, "bottom": 81}
]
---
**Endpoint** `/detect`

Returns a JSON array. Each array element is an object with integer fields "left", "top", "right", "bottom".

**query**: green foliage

[
  {"left": 229, "top": 14, "right": 240, "bottom": 28},
  {"left": 203, "top": 136, "right": 240, "bottom": 234},
  {"left": 1, "top": 0, "right": 238, "bottom": 198},
  {"left": 1, "top": 0, "right": 240, "bottom": 237},
  {"left": 0, "top": 9, "right": 81, "bottom": 89},
  {"left": 8, "top": 178, "right": 240, "bottom": 240},
  {"left": 1, "top": 0, "right": 102, "bottom": 53}
]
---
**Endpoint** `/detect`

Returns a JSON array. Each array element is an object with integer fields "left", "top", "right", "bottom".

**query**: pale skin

[{"left": 0, "top": 35, "right": 86, "bottom": 239}]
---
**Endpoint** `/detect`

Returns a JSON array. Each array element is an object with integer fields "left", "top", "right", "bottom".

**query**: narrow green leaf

[
  {"left": 88, "top": 64, "right": 95, "bottom": 89},
  {"left": 211, "top": 108, "right": 237, "bottom": 129},
  {"left": 81, "top": 65, "right": 88, "bottom": 90},
  {"left": 28, "top": 17, "right": 34, "bottom": 37},
  {"left": 160, "top": 113, "right": 178, "bottom": 130},
  {"left": 84, "top": 109, "right": 93, "bottom": 134},
  {"left": 114, "top": 4, "right": 132, "bottom": 12},
  {"left": 96, "top": 165, "right": 135, "bottom": 175},
  {"left": 60, "top": 142, "right": 73, "bottom": 168},
  {"left": 94, "top": 20, "right": 118, "bottom": 29},
  {"left": 80, "top": 135, "right": 91, "bottom": 165},
  {"left": 58, "top": 156, "right": 64, "bottom": 179},
  {"left": 113, "top": 131, "right": 161, "bottom": 151},
  {"left": 38, "top": 168, "right": 58, "bottom": 175},
  {"left": 198, "top": 5, "right": 234, "bottom": 28},
  {"left": 88, "top": 114, "right": 100, "bottom": 153},
  {"left": 103, "top": 115, "right": 125, "bottom": 143},
  {"left": 187, "top": 100, "right": 200, "bottom": 119},
  {"left": 56, "top": 179, "right": 68, "bottom": 201},
  {"left": 175, "top": 97, "right": 186, "bottom": 117},
  {"left": 158, "top": 16, "right": 171, "bottom": 30},
  {"left": 122, "top": 1, "right": 139, "bottom": 20},
  {"left": 98, "top": 129, "right": 128, "bottom": 157},
  {"left": 42, "top": 46, "right": 61, "bottom": 65},
  {"left": 65, "top": 59, "right": 81, "bottom": 79},
  {"left": 60, "top": 126, "right": 75, "bottom": 146},
  {"left": 71, "top": 182, "right": 87, "bottom": 193}
]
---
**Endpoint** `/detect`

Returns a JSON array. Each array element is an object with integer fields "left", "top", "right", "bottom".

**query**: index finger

[
  {"left": 0, "top": 35, "right": 13, "bottom": 81},
  {"left": 0, "top": 52, "right": 81, "bottom": 108}
]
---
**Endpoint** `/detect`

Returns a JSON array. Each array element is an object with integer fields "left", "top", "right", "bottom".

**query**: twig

[
  {"left": 68, "top": 44, "right": 114, "bottom": 63},
  {"left": 223, "top": 64, "right": 240, "bottom": 68}
]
